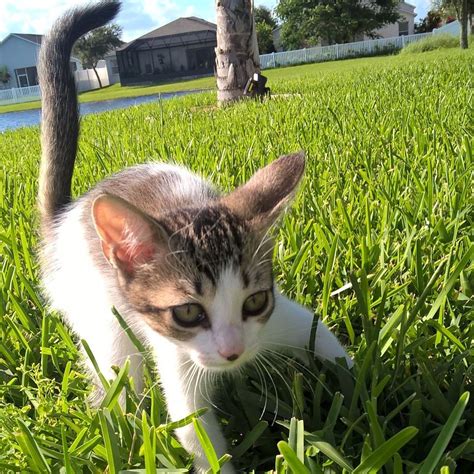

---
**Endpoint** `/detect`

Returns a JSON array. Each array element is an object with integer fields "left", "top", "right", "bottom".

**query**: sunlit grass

[
  {"left": 0, "top": 48, "right": 473, "bottom": 472},
  {"left": 2, "top": 47, "right": 471, "bottom": 114}
]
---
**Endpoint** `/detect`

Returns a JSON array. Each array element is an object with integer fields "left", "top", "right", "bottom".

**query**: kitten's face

[
  {"left": 92, "top": 153, "right": 305, "bottom": 371},
  {"left": 125, "top": 206, "right": 275, "bottom": 370}
]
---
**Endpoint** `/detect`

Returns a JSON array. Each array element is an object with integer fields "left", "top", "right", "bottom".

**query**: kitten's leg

[
  {"left": 262, "top": 292, "right": 353, "bottom": 368},
  {"left": 154, "top": 344, "right": 234, "bottom": 474},
  {"left": 68, "top": 311, "right": 144, "bottom": 403}
]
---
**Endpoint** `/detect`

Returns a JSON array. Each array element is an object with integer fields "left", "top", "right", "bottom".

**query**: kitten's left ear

[{"left": 221, "top": 151, "right": 305, "bottom": 229}]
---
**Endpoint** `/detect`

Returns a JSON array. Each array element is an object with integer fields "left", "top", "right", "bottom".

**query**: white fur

[{"left": 42, "top": 163, "right": 352, "bottom": 473}]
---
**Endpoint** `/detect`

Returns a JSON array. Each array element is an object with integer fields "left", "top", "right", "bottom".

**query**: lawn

[
  {"left": 0, "top": 48, "right": 465, "bottom": 114},
  {"left": 0, "top": 48, "right": 473, "bottom": 472}
]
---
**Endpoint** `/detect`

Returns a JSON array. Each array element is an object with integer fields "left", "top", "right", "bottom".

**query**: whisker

[
  {"left": 256, "top": 353, "right": 279, "bottom": 425},
  {"left": 254, "top": 358, "right": 269, "bottom": 420},
  {"left": 259, "top": 352, "right": 295, "bottom": 410},
  {"left": 262, "top": 348, "right": 318, "bottom": 397},
  {"left": 251, "top": 227, "right": 274, "bottom": 264}
]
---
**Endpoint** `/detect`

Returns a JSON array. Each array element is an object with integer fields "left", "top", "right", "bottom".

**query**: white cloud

[{"left": 0, "top": 0, "right": 79, "bottom": 37}]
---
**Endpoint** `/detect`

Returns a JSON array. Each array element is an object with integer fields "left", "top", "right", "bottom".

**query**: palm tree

[{"left": 215, "top": 0, "right": 260, "bottom": 105}]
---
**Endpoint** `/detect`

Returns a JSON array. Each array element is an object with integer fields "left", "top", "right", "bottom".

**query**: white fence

[
  {"left": 260, "top": 32, "right": 433, "bottom": 69},
  {"left": 0, "top": 84, "right": 41, "bottom": 105},
  {"left": 0, "top": 66, "right": 110, "bottom": 106},
  {"left": 75, "top": 67, "right": 109, "bottom": 92}
]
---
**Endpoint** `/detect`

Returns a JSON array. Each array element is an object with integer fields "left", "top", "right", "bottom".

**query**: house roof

[
  {"left": 0, "top": 33, "right": 81, "bottom": 63},
  {"left": 13, "top": 33, "right": 43, "bottom": 45},
  {"left": 0, "top": 33, "right": 43, "bottom": 47},
  {"left": 137, "top": 17, "right": 216, "bottom": 41},
  {"left": 118, "top": 17, "right": 217, "bottom": 52}
]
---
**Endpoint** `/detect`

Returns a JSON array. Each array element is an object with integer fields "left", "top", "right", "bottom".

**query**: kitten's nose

[
  {"left": 218, "top": 346, "right": 244, "bottom": 362},
  {"left": 216, "top": 325, "right": 244, "bottom": 361}
]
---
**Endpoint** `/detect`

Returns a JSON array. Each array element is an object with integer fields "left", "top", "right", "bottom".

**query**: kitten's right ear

[{"left": 92, "top": 194, "right": 166, "bottom": 275}]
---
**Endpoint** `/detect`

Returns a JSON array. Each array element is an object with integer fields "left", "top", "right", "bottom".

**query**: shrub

[{"left": 400, "top": 34, "right": 459, "bottom": 54}]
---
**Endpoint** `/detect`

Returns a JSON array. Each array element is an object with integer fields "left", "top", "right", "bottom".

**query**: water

[{"left": 0, "top": 89, "right": 201, "bottom": 133}]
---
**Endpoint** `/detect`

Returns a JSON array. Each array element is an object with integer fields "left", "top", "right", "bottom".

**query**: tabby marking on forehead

[{"left": 161, "top": 205, "right": 248, "bottom": 285}]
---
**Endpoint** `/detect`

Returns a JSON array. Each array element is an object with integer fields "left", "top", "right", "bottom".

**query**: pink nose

[
  {"left": 218, "top": 346, "right": 244, "bottom": 362},
  {"left": 216, "top": 325, "right": 244, "bottom": 361}
]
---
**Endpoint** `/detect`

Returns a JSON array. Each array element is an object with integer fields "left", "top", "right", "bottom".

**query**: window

[
  {"left": 70, "top": 61, "right": 78, "bottom": 72},
  {"left": 15, "top": 66, "right": 38, "bottom": 87},
  {"left": 398, "top": 21, "right": 409, "bottom": 36},
  {"left": 145, "top": 63, "right": 152, "bottom": 74}
]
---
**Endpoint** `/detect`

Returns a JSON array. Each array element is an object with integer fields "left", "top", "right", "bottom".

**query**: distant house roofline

[
  {"left": 119, "top": 16, "right": 217, "bottom": 52},
  {"left": 0, "top": 33, "right": 43, "bottom": 47},
  {"left": 0, "top": 33, "right": 83, "bottom": 65},
  {"left": 137, "top": 17, "right": 216, "bottom": 41}
]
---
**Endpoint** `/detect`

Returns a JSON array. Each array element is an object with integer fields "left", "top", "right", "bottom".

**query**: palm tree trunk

[{"left": 215, "top": 0, "right": 260, "bottom": 105}]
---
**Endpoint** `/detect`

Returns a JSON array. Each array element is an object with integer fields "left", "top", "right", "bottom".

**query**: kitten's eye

[
  {"left": 243, "top": 291, "right": 269, "bottom": 317},
  {"left": 172, "top": 303, "right": 207, "bottom": 327}
]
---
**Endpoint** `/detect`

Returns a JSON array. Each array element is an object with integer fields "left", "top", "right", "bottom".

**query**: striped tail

[{"left": 38, "top": 1, "right": 121, "bottom": 229}]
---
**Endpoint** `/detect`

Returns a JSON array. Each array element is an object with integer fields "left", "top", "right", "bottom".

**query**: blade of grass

[{"left": 418, "top": 392, "right": 470, "bottom": 474}]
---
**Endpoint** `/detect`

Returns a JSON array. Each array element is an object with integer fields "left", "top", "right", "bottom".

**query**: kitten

[{"left": 37, "top": 1, "right": 352, "bottom": 472}]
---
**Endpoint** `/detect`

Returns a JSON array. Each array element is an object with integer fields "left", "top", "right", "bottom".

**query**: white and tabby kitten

[{"left": 37, "top": 2, "right": 352, "bottom": 472}]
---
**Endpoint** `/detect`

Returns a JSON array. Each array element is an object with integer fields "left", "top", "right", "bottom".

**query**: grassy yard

[
  {"left": 1, "top": 48, "right": 467, "bottom": 114},
  {"left": 0, "top": 48, "right": 473, "bottom": 472}
]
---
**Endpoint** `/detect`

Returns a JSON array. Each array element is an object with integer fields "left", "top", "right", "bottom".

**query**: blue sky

[{"left": 1, "top": 0, "right": 431, "bottom": 43}]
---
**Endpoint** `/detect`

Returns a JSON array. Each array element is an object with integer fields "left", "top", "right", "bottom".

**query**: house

[
  {"left": 370, "top": 1, "right": 416, "bottom": 39},
  {"left": 115, "top": 17, "right": 217, "bottom": 86},
  {"left": 272, "top": 1, "right": 417, "bottom": 51},
  {"left": 102, "top": 48, "right": 121, "bottom": 85},
  {"left": 0, "top": 33, "right": 82, "bottom": 89}
]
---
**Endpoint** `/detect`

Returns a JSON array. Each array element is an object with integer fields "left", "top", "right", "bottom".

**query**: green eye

[
  {"left": 172, "top": 303, "right": 207, "bottom": 327},
  {"left": 243, "top": 291, "right": 270, "bottom": 317}
]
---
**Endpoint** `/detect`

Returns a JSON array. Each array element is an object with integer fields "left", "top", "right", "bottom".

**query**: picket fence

[
  {"left": 0, "top": 84, "right": 41, "bottom": 105},
  {"left": 260, "top": 32, "right": 433, "bottom": 69}
]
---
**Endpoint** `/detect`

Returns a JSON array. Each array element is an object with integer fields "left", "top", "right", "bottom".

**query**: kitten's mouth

[{"left": 194, "top": 348, "right": 257, "bottom": 371}]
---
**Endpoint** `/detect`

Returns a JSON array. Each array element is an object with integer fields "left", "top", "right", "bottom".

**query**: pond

[{"left": 0, "top": 89, "right": 203, "bottom": 133}]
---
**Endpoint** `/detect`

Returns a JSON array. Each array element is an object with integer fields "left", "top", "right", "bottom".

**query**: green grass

[{"left": 0, "top": 48, "right": 473, "bottom": 472}]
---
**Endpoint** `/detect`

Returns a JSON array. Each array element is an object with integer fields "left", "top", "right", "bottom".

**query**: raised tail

[{"left": 38, "top": 1, "right": 121, "bottom": 229}]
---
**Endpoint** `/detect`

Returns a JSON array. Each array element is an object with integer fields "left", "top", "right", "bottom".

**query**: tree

[
  {"left": 256, "top": 21, "right": 275, "bottom": 53},
  {"left": 276, "top": 0, "right": 400, "bottom": 49},
  {"left": 215, "top": 0, "right": 260, "bottom": 105},
  {"left": 254, "top": 5, "right": 277, "bottom": 28},
  {"left": 415, "top": 10, "right": 443, "bottom": 32},
  {"left": 0, "top": 65, "right": 11, "bottom": 86},
  {"left": 254, "top": 6, "right": 277, "bottom": 54},
  {"left": 74, "top": 24, "right": 122, "bottom": 88},
  {"left": 435, "top": 0, "right": 473, "bottom": 48}
]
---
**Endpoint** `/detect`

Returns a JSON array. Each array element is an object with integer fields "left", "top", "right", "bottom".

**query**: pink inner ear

[{"left": 92, "top": 195, "right": 157, "bottom": 273}]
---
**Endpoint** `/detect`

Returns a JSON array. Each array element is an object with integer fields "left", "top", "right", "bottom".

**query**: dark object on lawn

[{"left": 244, "top": 73, "right": 271, "bottom": 100}]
